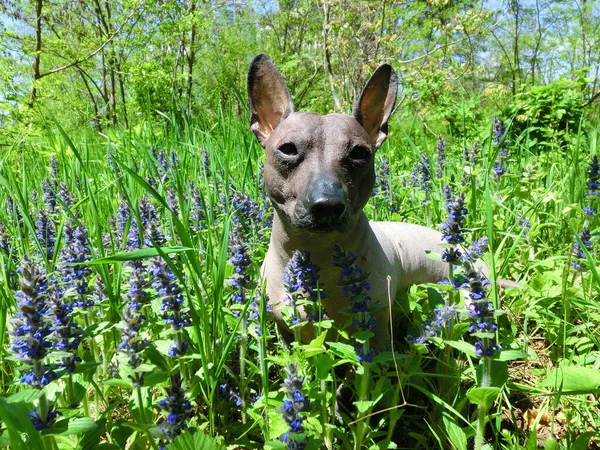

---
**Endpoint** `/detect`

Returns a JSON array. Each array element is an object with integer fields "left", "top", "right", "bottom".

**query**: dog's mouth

[{"left": 292, "top": 211, "right": 350, "bottom": 234}]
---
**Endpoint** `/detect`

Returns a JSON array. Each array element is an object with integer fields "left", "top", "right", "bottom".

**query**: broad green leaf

[
  {"left": 444, "top": 340, "right": 476, "bottom": 357},
  {"left": 0, "top": 398, "right": 44, "bottom": 450},
  {"left": 466, "top": 387, "right": 501, "bottom": 408},
  {"left": 442, "top": 413, "right": 467, "bottom": 450},
  {"left": 168, "top": 429, "right": 227, "bottom": 450},
  {"left": 476, "top": 360, "right": 508, "bottom": 388},
  {"left": 327, "top": 342, "right": 359, "bottom": 363},
  {"left": 78, "top": 418, "right": 106, "bottom": 450},
  {"left": 43, "top": 416, "right": 97, "bottom": 437},
  {"left": 144, "top": 371, "right": 170, "bottom": 388},
  {"left": 497, "top": 350, "right": 528, "bottom": 361},
  {"left": 301, "top": 330, "right": 327, "bottom": 358},
  {"left": 541, "top": 366, "right": 600, "bottom": 392}
]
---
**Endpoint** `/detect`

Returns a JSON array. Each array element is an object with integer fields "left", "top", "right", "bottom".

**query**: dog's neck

[{"left": 269, "top": 209, "right": 373, "bottom": 265}]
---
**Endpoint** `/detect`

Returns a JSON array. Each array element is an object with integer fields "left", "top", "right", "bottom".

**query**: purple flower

[
  {"left": 407, "top": 301, "right": 458, "bottom": 345},
  {"left": 462, "top": 260, "right": 500, "bottom": 358},
  {"left": 372, "top": 158, "right": 398, "bottom": 213},
  {"left": 571, "top": 228, "right": 592, "bottom": 271},
  {"left": 149, "top": 258, "right": 190, "bottom": 333},
  {"left": 190, "top": 184, "right": 206, "bottom": 231},
  {"left": 139, "top": 198, "right": 166, "bottom": 247},
  {"left": 47, "top": 289, "right": 82, "bottom": 373},
  {"left": 492, "top": 118, "right": 509, "bottom": 177},
  {"left": 436, "top": 134, "right": 446, "bottom": 175},
  {"left": 35, "top": 208, "right": 56, "bottom": 258},
  {"left": 10, "top": 258, "right": 57, "bottom": 387},
  {"left": 283, "top": 250, "right": 326, "bottom": 326},
  {"left": 157, "top": 372, "right": 193, "bottom": 443},
  {"left": 440, "top": 187, "right": 468, "bottom": 262},
  {"left": 28, "top": 407, "right": 61, "bottom": 431},
  {"left": 279, "top": 363, "right": 309, "bottom": 448},
  {"left": 59, "top": 222, "right": 93, "bottom": 307},
  {"left": 411, "top": 153, "right": 433, "bottom": 194}
]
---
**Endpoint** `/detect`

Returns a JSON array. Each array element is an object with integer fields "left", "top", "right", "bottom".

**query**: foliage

[
  {"left": 504, "top": 78, "right": 586, "bottom": 150},
  {"left": 0, "top": 107, "right": 598, "bottom": 449}
]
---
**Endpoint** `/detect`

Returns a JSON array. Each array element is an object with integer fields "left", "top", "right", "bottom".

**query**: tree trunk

[
  {"left": 29, "top": 0, "right": 43, "bottom": 107},
  {"left": 186, "top": 1, "right": 197, "bottom": 118},
  {"left": 322, "top": 1, "right": 342, "bottom": 111}
]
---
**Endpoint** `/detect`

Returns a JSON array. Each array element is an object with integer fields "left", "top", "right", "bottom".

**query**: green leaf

[
  {"left": 301, "top": 330, "right": 327, "bottom": 358},
  {"left": 354, "top": 400, "right": 376, "bottom": 414},
  {"left": 476, "top": 360, "right": 508, "bottom": 388},
  {"left": 442, "top": 413, "right": 467, "bottom": 450},
  {"left": 144, "top": 371, "right": 170, "bottom": 388},
  {"left": 541, "top": 366, "right": 600, "bottom": 392},
  {"left": 570, "top": 432, "right": 596, "bottom": 450},
  {"left": 526, "top": 430, "right": 538, "bottom": 450},
  {"left": 78, "top": 418, "right": 106, "bottom": 450},
  {"left": 497, "top": 350, "right": 528, "bottom": 361},
  {"left": 87, "top": 246, "right": 193, "bottom": 264},
  {"left": 0, "top": 397, "right": 45, "bottom": 450},
  {"left": 103, "top": 378, "right": 133, "bottom": 389},
  {"left": 315, "top": 353, "right": 333, "bottom": 380},
  {"left": 43, "top": 416, "right": 97, "bottom": 437},
  {"left": 167, "top": 429, "right": 227, "bottom": 450},
  {"left": 6, "top": 389, "right": 41, "bottom": 404},
  {"left": 327, "top": 342, "right": 359, "bottom": 363},
  {"left": 466, "top": 387, "right": 501, "bottom": 408},
  {"left": 444, "top": 340, "right": 476, "bottom": 357}
]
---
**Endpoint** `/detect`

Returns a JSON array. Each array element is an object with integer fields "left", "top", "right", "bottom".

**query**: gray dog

[{"left": 248, "top": 54, "right": 448, "bottom": 347}]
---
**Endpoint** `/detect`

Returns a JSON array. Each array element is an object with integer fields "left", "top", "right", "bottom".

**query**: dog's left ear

[
  {"left": 353, "top": 65, "right": 398, "bottom": 149},
  {"left": 248, "top": 54, "right": 295, "bottom": 146}
]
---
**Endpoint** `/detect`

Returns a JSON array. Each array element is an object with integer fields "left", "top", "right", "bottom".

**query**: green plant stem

[
  {"left": 474, "top": 353, "right": 492, "bottom": 450},
  {"left": 321, "top": 379, "right": 332, "bottom": 449},
  {"left": 474, "top": 402, "right": 487, "bottom": 450},
  {"left": 239, "top": 314, "right": 247, "bottom": 424},
  {"left": 136, "top": 385, "right": 160, "bottom": 450},
  {"left": 355, "top": 341, "right": 371, "bottom": 450},
  {"left": 67, "top": 373, "right": 75, "bottom": 408},
  {"left": 38, "top": 389, "right": 49, "bottom": 423}
]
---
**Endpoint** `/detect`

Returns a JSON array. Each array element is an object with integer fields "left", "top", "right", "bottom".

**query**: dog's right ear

[{"left": 248, "top": 54, "right": 295, "bottom": 146}]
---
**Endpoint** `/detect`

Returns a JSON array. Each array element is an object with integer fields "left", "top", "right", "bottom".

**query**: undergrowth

[{"left": 0, "top": 110, "right": 599, "bottom": 450}]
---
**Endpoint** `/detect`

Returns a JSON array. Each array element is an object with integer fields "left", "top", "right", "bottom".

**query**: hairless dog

[{"left": 248, "top": 54, "right": 453, "bottom": 347}]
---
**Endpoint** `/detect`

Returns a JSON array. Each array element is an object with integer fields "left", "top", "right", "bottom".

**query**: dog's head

[{"left": 248, "top": 54, "right": 397, "bottom": 233}]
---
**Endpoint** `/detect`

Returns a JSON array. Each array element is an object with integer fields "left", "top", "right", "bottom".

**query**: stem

[
  {"left": 321, "top": 379, "right": 332, "bottom": 449},
  {"left": 239, "top": 313, "right": 247, "bottom": 424},
  {"left": 474, "top": 402, "right": 487, "bottom": 450},
  {"left": 448, "top": 261, "right": 455, "bottom": 306},
  {"left": 38, "top": 390, "right": 49, "bottom": 423},
  {"left": 67, "top": 373, "right": 76, "bottom": 408},
  {"left": 136, "top": 386, "right": 160, "bottom": 450},
  {"left": 355, "top": 341, "right": 371, "bottom": 450},
  {"left": 474, "top": 354, "right": 492, "bottom": 450},
  {"left": 292, "top": 293, "right": 302, "bottom": 344}
]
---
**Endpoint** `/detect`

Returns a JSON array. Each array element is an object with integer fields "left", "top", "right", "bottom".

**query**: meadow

[{"left": 0, "top": 102, "right": 598, "bottom": 450}]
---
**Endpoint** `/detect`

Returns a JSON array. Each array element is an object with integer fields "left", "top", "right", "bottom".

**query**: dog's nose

[{"left": 307, "top": 181, "right": 347, "bottom": 223}]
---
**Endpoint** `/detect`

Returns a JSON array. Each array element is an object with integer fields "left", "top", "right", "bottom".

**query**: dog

[{"left": 248, "top": 54, "right": 448, "bottom": 348}]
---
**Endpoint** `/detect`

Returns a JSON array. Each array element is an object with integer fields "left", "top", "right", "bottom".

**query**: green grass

[{"left": 0, "top": 109, "right": 598, "bottom": 450}]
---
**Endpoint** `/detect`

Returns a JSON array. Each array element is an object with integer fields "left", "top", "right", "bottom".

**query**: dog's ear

[
  {"left": 353, "top": 64, "right": 398, "bottom": 149},
  {"left": 248, "top": 54, "right": 295, "bottom": 146}
]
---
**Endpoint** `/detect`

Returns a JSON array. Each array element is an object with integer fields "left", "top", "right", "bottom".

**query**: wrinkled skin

[{"left": 248, "top": 54, "right": 447, "bottom": 348}]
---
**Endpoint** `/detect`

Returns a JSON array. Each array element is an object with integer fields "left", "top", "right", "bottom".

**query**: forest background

[{"left": 1, "top": 0, "right": 599, "bottom": 140}]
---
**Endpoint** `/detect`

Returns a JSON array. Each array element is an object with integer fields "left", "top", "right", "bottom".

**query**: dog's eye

[
  {"left": 277, "top": 143, "right": 298, "bottom": 157},
  {"left": 349, "top": 145, "right": 371, "bottom": 161}
]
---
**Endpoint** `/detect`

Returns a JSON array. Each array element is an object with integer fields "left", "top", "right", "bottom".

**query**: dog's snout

[
  {"left": 306, "top": 180, "right": 347, "bottom": 224},
  {"left": 310, "top": 197, "right": 346, "bottom": 220}
]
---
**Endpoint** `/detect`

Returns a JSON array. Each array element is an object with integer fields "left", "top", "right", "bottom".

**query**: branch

[
  {"left": 397, "top": 18, "right": 501, "bottom": 65},
  {"left": 37, "top": 6, "right": 141, "bottom": 79}
]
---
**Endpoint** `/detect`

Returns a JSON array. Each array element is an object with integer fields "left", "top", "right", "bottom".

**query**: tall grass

[{"left": 0, "top": 107, "right": 598, "bottom": 449}]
